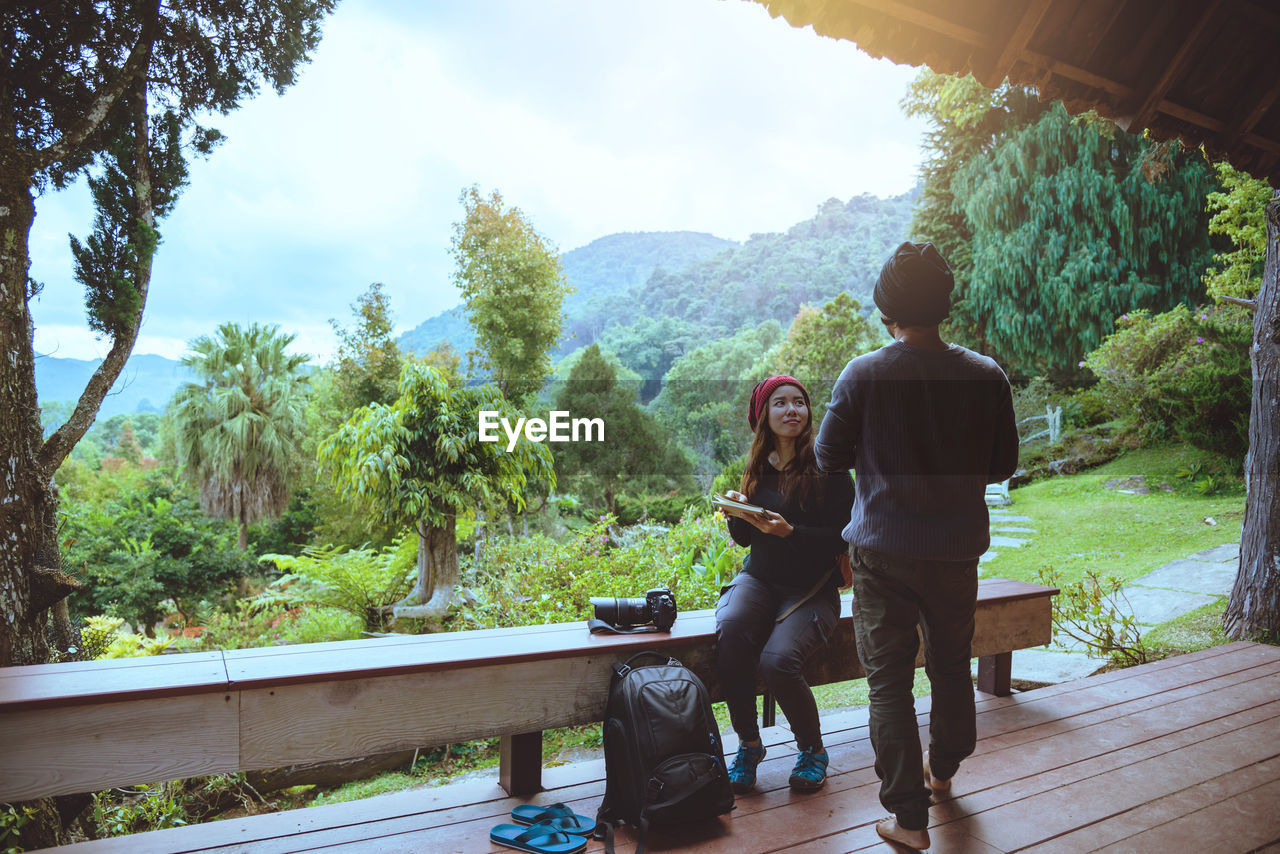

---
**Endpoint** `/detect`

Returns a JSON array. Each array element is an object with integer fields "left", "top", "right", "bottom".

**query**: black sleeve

[
  {"left": 727, "top": 515, "right": 753, "bottom": 548},
  {"left": 783, "top": 471, "right": 854, "bottom": 563},
  {"left": 988, "top": 374, "right": 1019, "bottom": 483},
  {"left": 815, "top": 365, "right": 860, "bottom": 473}
]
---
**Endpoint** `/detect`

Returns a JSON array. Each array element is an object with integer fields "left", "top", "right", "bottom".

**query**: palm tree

[{"left": 171, "top": 323, "right": 309, "bottom": 549}]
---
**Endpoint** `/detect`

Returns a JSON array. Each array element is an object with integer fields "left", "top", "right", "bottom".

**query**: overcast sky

[{"left": 29, "top": 0, "right": 928, "bottom": 364}]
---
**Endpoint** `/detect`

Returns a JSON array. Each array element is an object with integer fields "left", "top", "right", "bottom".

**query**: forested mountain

[
  {"left": 397, "top": 231, "right": 736, "bottom": 358},
  {"left": 399, "top": 191, "right": 917, "bottom": 380}
]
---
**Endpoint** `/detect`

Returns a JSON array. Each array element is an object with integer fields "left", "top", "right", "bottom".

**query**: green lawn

[{"left": 982, "top": 445, "right": 1244, "bottom": 586}]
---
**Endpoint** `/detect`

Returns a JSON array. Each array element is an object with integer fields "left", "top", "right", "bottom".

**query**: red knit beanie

[{"left": 748, "top": 375, "right": 809, "bottom": 432}]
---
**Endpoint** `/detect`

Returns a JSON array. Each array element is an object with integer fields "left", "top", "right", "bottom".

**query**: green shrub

[
  {"left": 263, "top": 537, "right": 417, "bottom": 632},
  {"left": 280, "top": 606, "right": 364, "bottom": 644},
  {"left": 455, "top": 511, "right": 742, "bottom": 630},
  {"left": 711, "top": 455, "right": 747, "bottom": 497},
  {"left": 1083, "top": 305, "right": 1250, "bottom": 459},
  {"left": 614, "top": 491, "right": 700, "bottom": 525}
]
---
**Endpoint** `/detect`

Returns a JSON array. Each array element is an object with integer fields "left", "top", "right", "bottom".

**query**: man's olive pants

[{"left": 848, "top": 545, "right": 979, "bottom": 831}]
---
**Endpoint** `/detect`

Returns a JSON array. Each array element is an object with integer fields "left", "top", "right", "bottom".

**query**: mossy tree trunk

[{"left": 1226, "top": 191, "right": 1280, "bottom": 640}]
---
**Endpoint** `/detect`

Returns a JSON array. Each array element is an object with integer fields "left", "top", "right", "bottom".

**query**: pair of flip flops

[{"left": 490, "top": 803, "right": 596, "bottom": 853}]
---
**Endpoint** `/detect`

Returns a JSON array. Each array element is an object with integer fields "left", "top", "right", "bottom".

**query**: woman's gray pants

[{"left": 715, "top": 571, "right": 840, "bottom": 750}]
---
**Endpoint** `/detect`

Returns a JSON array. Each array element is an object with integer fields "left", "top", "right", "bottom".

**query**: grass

[{"left": 981, "top": 444, "right": 1244, "bottom": 587}]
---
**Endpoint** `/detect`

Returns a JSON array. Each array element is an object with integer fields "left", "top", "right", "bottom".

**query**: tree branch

[
  {"left": 32, "top": 0, "right": 160, "bottom": 171},
  {"left": 1218, "top": 295, "right": 1257, "bottom": 310},
  {"left": 39, "top": 73, "right": 155, "bottom": 477}
]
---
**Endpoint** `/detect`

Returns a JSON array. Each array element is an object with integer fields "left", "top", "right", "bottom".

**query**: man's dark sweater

[
  {"left": 727, "top": 467, "right": 855, "bottom": 593},
  {"left": 814, "top": 341, "right": 1018, "bottom": 561}
]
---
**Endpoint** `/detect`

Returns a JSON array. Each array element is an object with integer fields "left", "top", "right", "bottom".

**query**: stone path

[{"left": 978, "top": 503, "right": 1240, "bottom": 685}]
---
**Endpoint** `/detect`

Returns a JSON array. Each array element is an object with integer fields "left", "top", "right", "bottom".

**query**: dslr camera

[{"left": 590, "top": 587, "right": 677, "bottom": 632}]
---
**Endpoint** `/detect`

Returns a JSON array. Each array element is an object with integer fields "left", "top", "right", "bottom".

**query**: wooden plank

[
  {"left": 951, "top": 701, "right": 1280, "bottom": 850},
  {"left": 238, "top": 655, "right": 622, "bottom": 768},
  {"left": 1031, "top": 757, "right": 1280, "bottom": 852},
  {"left": 0, "top": 691, "right": 239, "bottom": 802},
  {"left": 0, "top": 650, "right": 228, "bottom": 711}
]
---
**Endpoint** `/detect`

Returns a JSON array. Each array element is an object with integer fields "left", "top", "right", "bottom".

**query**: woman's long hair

[{"left": 739, "top": 403, "right": 820, "bottom": 510}]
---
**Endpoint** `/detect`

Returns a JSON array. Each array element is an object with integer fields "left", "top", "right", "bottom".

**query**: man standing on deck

[{"left": 814, "top": 242, "right": 1018, "bottom": 851}]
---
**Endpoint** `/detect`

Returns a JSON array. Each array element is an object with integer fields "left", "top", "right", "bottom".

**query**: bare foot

[
  {"left": 923, "top": 751, "right": 951, "bottom": 795},
  {"left": 876, "top": 817, "right": 930, "bottom": 850}
]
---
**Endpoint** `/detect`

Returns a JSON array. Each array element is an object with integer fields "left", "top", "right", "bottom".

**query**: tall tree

[
  {"left": 769, "top": 291, "right": 884, "bottom": 414},
  {"left": 319, "top": 363, "right": 554, "bottom": 623},
  {"left": 170, "top": 323, "right": 310, "bottom": 550},
  {"left": 0, "top": 7, "right": 333, "bottom": 846},
  {"left": 327, "top": 281, "right": 404, "bottom": 413},
  {"left": 902, "top": 70, "right": 1219, "bottom": 378},
  {"left": 0, "top": 1, "right": 333, "bottom": 672},
  {"left": 553, "top": 344, "right": 688, "bottom": 512},
  {"left": 1225, "top": 189, "right": 1280, "bottom": 641},
  {"left": 451, "top": 186, "right": 572, "bottom": 404}
]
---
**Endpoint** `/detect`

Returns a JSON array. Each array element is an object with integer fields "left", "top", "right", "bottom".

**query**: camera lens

[{"left": 590, "top": 596, "right": 649, "bottom": 628}]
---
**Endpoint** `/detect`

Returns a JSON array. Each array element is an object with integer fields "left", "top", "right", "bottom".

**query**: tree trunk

[
  {"left": 391, "top": 514, "right": 458, "bottom": 622},
  {"left": 1226, "top": 191, "right": 1280, "bottom": 640},
  {"left": 0, "top": 177, "right": 67, "bottom": 669}
]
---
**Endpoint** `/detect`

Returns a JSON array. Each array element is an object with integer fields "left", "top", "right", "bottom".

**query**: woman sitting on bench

[{"left": 716, "top": 375, "right": 854, "bottom": 793}]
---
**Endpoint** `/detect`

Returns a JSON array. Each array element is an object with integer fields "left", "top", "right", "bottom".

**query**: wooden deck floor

[{"left": 57, "top": 641, "right": 1280, "bottom": 854}]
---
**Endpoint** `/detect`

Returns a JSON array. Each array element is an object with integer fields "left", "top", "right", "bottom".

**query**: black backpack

[{"left": 595, "top": 652, "right": 735, "bottom": 854}]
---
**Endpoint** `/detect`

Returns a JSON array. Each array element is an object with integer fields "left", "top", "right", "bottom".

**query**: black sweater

[
  {"left": 815, "top": 341, "right": 1019, "bottom": 561},
  {"left": 727, "top": 467, "right": 855, "bottom": 594}
]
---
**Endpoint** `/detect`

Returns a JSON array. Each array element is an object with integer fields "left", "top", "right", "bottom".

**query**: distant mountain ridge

[
  {"left": 36, "top": 353, "right": 192, "bottom": 418},
  {"left": 397, "top": 230, "right": 736, "bottom": 358}
]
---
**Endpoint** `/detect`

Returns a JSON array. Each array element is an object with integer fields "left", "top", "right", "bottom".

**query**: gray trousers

[
  {"left": 715, "top": 571, "right": 840, "bottom": 750},
  {"left": 849, "top": 545, "right": 978, "bottom": 831}
]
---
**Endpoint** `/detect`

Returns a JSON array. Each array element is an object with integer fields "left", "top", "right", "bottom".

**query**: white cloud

[{"left": 27, "top": 0, "right": 927, "bottom": 366}]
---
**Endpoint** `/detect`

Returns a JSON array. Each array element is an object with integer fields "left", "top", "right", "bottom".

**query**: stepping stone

[
  {"left": 993, "top": 526, "right": 1035, "bottom": 533},
  {"left": 1132, "top": 558, "right": 1239, "bottom": 597},
  {"left": 1195, "top": 542, "right": 1240, "bottom": 563},
  {"left": 987, "top": 514, "right": 1032, "bottom": 522},
  {"left": 988, "top": 535, "right": 1030, "bottom": 548},
  {"left": 1105, "top": 585, "right": 1221, "bottom": 627},
  {"left": 979, "top": 550, "right": 998, "bottom": 563}
]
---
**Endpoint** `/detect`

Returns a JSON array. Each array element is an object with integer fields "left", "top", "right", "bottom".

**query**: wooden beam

[
  {"left": 1078, "top": 0, "right": 1129, "bottom": 67},
  {"left": 984, "top": 0, "right": 1054, "bottom": 87},
  {"left": 848, "top": 0, "right": 991, "bottom": 48},
  {"left": 1131, "top": 0, "right": 1224, "bottom": 131},
  {"left": 1219, "top": 77, "right": 1280, "bottom": 151}
]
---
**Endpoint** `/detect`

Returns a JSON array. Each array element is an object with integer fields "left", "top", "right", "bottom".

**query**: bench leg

[
  {"left": 499, "top": 731, "right": 543, "bottom": 795},
  {"left": 977, "top": 652, "right": 1012, "bottom": 696},
  {"left": 762, "top": 691, "right": 776, "bottom": 728}
]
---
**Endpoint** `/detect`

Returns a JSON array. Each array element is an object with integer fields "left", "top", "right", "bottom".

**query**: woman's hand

[
  {"left": 744, "top": 509, "right": 794, "bottom": 538},
  {"left": 719, "top": 490, "right": 754, "bottom": 521}
]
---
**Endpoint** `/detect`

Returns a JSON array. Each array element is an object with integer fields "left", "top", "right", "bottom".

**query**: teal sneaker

[
  {"left": 727, "top": 742, "right": 767, "bottom": 793},
  {"left": 788, "top": 746, "right": 829, "bottom": 792}
]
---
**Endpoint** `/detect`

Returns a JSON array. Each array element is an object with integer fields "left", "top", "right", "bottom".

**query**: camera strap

[{"left": 587, "top": 619, "right": 667, "bottom": 635}]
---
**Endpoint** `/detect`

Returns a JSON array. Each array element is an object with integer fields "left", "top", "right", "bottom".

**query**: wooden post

[
  {"left": 1226, "top": 191, "right": 1280, "bottom": 640},
  {"left": 977, "top": 652, "right": 1012, "bottom": 696},
  {"left": 499, "top": 731, "right": 543, "bottom": 796}
]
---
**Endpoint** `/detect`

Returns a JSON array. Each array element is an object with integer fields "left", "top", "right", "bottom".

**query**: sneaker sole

[{"left": 788, "top": 777, "right": 827, "bottom": 792}]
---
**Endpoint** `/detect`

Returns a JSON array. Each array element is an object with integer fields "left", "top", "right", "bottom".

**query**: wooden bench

[{"left": 0, "top": 578, "right": 1054, "bottom": 807}]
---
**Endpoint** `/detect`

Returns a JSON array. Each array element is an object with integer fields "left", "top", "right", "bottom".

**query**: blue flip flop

[
  {"left": 489, "top": 822, "right": 587, "bottom": 854},
  {"left": 509, "top": 803, "right": 596, "bottom": 836}
]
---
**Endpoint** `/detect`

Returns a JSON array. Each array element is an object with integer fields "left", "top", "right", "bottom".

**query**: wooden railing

[{"left": 0, "top": 578, "right": 1056, "bottom": 803}]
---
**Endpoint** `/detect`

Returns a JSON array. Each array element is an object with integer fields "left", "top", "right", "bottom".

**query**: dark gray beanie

[{"left": 873, "top": 241, "right": 954, "bottom": 326}]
